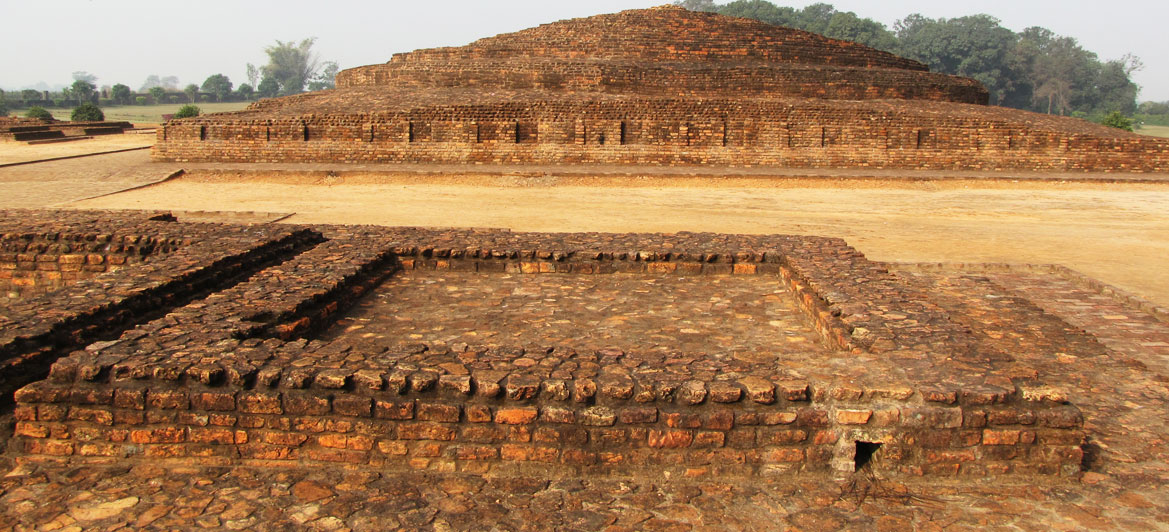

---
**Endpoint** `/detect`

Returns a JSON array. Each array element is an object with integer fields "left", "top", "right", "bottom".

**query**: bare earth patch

[
  {"left": 0, "top": 134, "right": 153, "bottom": 165},
  {"left": 70, "top": 170, "right": 1169, "bottom": 307}
]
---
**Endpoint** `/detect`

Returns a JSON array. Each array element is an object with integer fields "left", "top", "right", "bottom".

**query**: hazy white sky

[{"left": 2, "top": 0, "right": 1165, "bottom": 101}]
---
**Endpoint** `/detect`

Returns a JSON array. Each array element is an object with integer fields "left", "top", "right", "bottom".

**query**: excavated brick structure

[
  {"left": 0, "top": 117, "right": 133, "bottom": 142},
  {"left": 5, "top": 210, "right": 1087, "bottom": 478},
  {"left": 153, "top": 6, "right": 1168, "bottom": 172}
]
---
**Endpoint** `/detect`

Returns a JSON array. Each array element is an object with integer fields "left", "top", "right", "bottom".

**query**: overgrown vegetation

[
  {"left": 25, "top": 106, "right": 53, "bottom": 120},
  {"left": 70, "top": 102, "right": 104, "bottom": 121},
  {"left": 252, "top": 38, "right": 338, "bottom": 96},
  {"left": 676, "top": 0, "right": 1143, "bottom": 123},
  {"left": 173, "top": 104, "right": 201, "bottom": 119},
  {"left": 1100, "top": 111, "right": 1133, "bottom": 132}
]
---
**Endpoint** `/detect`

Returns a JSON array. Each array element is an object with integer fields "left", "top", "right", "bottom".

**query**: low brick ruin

[
  {"left": 0, "top": 117, "right": 133, "bottom": 143},
  {"left": 153, "top": 6, "right": 1168, "bottom": 172},
  {"left": 3, "top": 210, "right": 1086, "bottom": 479}
]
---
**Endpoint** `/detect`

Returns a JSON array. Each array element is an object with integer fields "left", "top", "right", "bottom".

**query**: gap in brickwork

[{"left": 855, "top": 441, "right": 882, "bottom": 471}]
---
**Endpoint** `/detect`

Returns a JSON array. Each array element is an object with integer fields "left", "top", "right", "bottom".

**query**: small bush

[
  {"left": 26, "top": 106, "right": 53, "bottom": 120},
  {"left": 173, "top": 104, "right": 201, "bottom": 119},
  {"left": 1100, "top": 111, "right": 1134, "bottom": 132},
  {"left": 71, "top": 103, "right": 104, "bottom": 121},
  {"left": 135, "top": 96, "right": 147, "bottom": 105}
]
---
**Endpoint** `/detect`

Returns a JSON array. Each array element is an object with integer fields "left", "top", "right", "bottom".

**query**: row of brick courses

[
  {"left": 155, "top": 99, "right": 1169, "bottom": 171},
  {"left": 0, "top": 229, "right": 187, "bottom": 303},
  {"left": 12, "top": 378, "right": 1084, "bottom": 477},
  {"left": 338, "top": 61, "right": 987, "bottom": 104}
]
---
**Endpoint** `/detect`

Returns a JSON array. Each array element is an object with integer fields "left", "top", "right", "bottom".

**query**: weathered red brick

[
  {"left": 417, "top": 403, "right": 461, "bottom": 423},
  {"left": 648, "top": 429, "right": 693, "bottom": 449},
  {"left": 398, "top": 422, "right": 456, "bottom": 441}
]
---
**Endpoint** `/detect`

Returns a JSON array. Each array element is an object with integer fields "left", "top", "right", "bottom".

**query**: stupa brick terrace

[
  {"left": 153, "top": 5, "right": 1169, "bottom": 171},
  {"left": 3, "top": 210, "right": 1087, "bottom": 478}
]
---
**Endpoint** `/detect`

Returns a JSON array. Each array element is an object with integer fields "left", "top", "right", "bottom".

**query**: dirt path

[
  {"left": 0, "top": 135, "right": 153, "bottom": 166},
  {"left": 70, "top": 174, "right": 1169, "bottom": 307}
]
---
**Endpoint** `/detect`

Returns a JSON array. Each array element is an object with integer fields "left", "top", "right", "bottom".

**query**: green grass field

[
  {"left": 1137, "top": 125, "right": 1169, "bottom": 138},
  {"left": 45, "top": 102, "right": 252, "bottom": 125}
]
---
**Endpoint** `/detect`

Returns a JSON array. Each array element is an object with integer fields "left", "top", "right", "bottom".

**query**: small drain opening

[{"left": 854, "top": 441, "right": 882, "bottom": 470}]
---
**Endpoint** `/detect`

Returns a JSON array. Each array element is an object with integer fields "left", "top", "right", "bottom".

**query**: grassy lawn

[
  {"left": 45, "top": 102, "right": 252, "bottom": 125},
  {"left": 1136, "top": 124, "right": 1169, "bottom": 138}
]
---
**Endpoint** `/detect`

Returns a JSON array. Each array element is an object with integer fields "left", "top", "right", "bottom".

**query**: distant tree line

[
  {"left": 1, "top": 38, "right": 339, "bottom": 118},
  {"left": 676, "top": 0, "right": 1144, "bottom": 122}
]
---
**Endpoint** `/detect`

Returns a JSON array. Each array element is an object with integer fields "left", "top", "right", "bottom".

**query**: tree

[
  {"left": 26, "top": 106, "right": 53, "bottom": 120},
  {"left": 714, "top": 2, "right": 897, "bottom": 52},
  {"left": 307, "top": 61, "right": 339, "bottom": 91},
  {"left": 263, "top": 38, "right": 322, "bottom": 95},
  {"left": 1139, "top": 101, "right": 1169, "bottom": 115},
  {"left": 70, "top": 79, "right": 96, "bottom": 105},
  {"left": 895, "top": 14, "right": 1023, "bottom": 105},
  {"left": 673, "top": 0, "right": 717, "bottom": 11},
  {"left": 72, "top": 71, "right": 97, "bottom": 85},
  {"left": 821, "top": 10, "right": 898, "bottom": 52},
  {"left": 148, "top": 86, "right": 166, "bottom": 104},
  {"left": 256, "top": 76, "right": 280, "bottom": 98},
  {"left": 21, "top": 89, "right": 40, "bottom": 101},
  {"left": 111, "top": 84, "right": 132, "bottom": 105},
  {"left": 140, "top": 75, "right": 180, "bottom": 91},
  {"left": 1100, "top": 111, "right": 1133, "bottom": 131},
  {"left": 174, "top": 104, "right": 201, "bottom": 119},
  {"left": 71, "top": 103, "right": 104, "bottom": 121},
  {"left": 0, "top": 95, "right": 7, "bottom": 117},
  {"left": 183, "top": 83, "right": 199, "bottom": 103},
  {"left": 246, "top": 63, "right": 260, "bottom": 87},
  {"left": 1016, "top": 29, "right": 1098, "bottom": 115},
  {"left": 1090, "top": 57, "right": 1139, "bottom": 115},
  {"left": 716, "top": 0, "right": 799, "bottom": 27},
  {"left": 236, "top": 83, "right": 255, "bottom": 101},
  {"left": 202, "top": 74, "right": 233, "bottom": 102}
]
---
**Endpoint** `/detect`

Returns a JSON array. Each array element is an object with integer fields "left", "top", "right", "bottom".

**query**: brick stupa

[{"left": 154, "top": 6, "right": 1169, "bottom": 171}]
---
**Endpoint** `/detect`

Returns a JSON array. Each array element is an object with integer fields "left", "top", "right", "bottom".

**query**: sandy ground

[
  {"left": 71, "top": 171, "right": 1169, "bottom": 308},
  {"left": 0, "top": 150, "right": 178, "bottom": 208},
  {"left": 0, "top": 135, "right": 154, "bottom": 165}
]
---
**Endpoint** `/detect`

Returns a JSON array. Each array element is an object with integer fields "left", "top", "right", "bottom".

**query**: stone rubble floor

[
  {"left": 1, "top": 266, "right": 1168, "bottom": 531},
  {"left": 319, "top": 271, "right": 828, "bottom": 357}
]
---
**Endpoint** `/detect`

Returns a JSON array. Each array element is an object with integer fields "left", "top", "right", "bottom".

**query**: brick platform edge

[
  {"left": 892, "top": 262, "right": 1169, "bottom": 324},
  {"left": 3, "top": 211, "right": 1085, "bottom": 479}
]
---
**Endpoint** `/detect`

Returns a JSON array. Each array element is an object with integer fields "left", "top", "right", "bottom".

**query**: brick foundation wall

[
  {"left": 0, "top": 234, "right": 181, "bottom": 304},
  {"left": 12, "top": 378, "right": 1083, "bottom": 478},
  {"left": 0, "top": 215, "right": 1087, "bottom": 478},
  {"left": 153, "top": 101, "right": 1169, "bottom": 172}
]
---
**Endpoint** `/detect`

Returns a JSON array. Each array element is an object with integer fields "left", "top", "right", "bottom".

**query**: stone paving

[{"left": 320, "top": 271, "right": 827, "bottom": 356}]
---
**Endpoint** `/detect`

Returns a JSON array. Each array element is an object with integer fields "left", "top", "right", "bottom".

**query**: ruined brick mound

[
  {"left": 152, "top": 6, "right": 1169, "bottom": 172},
  {"left": 4, "top": 210, "right": 1085, "bottom": 479}
]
